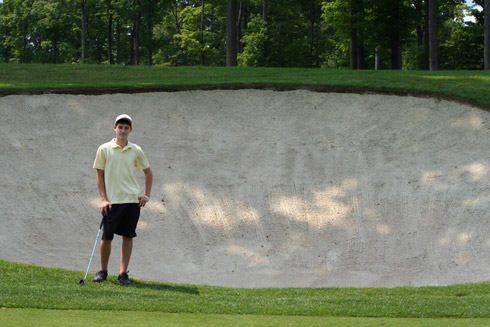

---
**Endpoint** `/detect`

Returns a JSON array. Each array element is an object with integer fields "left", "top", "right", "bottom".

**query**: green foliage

[
  {"left": 238, "top": 14, "right": 266, "bottom": 66},
  {"left": 152, "top": 1, "right": 187, "bottom": 66},
  {"left": 439, "top": 21, "right": 483, "bottom": 70},
  {"left": 0, "top": 0, "right": 486, "bottom": 69},
  {"left": 240, "top": 0, "right": 332, "bottom": 68},
  {"left": 153, "top": 0, "right": 225, "bottom": 66},
  {"left": 321, "top": 0, "right": 482, "bottom": 70}
]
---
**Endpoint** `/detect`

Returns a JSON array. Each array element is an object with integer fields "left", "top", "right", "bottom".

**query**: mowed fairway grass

[
  {"left": 2, "top": 261, "right": 490, "bottom": 327},
  {"left": 1, "top": 64, "right": 490, "bottom": 326}
]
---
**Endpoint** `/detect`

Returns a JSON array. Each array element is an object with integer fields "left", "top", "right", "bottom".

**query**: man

[{"left": 92, "top": 114, "right": 153, "bottom": 285}]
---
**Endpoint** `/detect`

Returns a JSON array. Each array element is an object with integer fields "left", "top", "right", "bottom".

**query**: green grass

[
  {"left": 0, "top": 63, "right": 489, "bottom": 110},
  {"left": 3, "top": 309, "right": 490, "bottom": 327},
  {"left": 2, "top": 260, "right": 490, "bottom": 321}
]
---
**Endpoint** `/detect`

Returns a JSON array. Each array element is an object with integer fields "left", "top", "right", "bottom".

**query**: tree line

[{"left": 0, "top": 0, "right": 488, "bottom": 70}]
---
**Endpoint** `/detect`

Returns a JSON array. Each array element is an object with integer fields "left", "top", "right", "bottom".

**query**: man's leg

[
  {"left": 93, "top": 239, "right": 111, "bottom": 282},
  {"left": 120, "top": 236, "right": 133, "bottom": 274},
  {"left": 118, "top": 204, "right": 139, "bottom": 285},
  {"left": 100, "top": 239, "right": 112, "bottom": 271}
]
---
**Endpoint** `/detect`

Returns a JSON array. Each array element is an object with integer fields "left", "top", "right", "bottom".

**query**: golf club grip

[{"left": 99, "top": 214, "right": 105, "bottom": 229}]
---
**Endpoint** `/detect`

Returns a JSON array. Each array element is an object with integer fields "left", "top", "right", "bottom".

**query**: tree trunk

[
  {"left": 201, "top": 0, "right": 205, "bottom": 65},
  {"left": 485, "top": 0, "right": 490, "bottom": 69},
  {"left": 428, "top": 0, "right": 438, "bottom": 70},
  {"left": 22, "top": 17, "right": 28, "bottom": 62},
  {"left": 423, "top": 0, "right": 429, "bottom": 69},
  {"left": 390, "top": 32, "right": 401, "bottom": 69},
  {"left": 147, "top": 4, "right": 153, "bottom": 66},
  {"left": 133, "top": 2, "right": 141, "bottom": 66},
  {"left": 133, "top": 25, "right": 139, "bottom": 65},
  {"left": 52, "top": 38, "right": 58, "bottom": 64},
  {"left": 88, "top": 33, "right": 94, "bottom": 64},
  {"left": 349, "top": 0, "right": 358, "bottom": 70},
  {"left": 390, "top": 0, "right": 401, "bottom": 69},
  {"left": 226, "top": 0, "right": 238, "bottom": 66},
  {"left": 116, "top": 20, "right": 121, "bottom": 64},
  {"left": 173, "top": 3, "right": 182, "bottom": 34},
  {"left": 115, "top": 0, "right": 121, "bottom": 64},
  {"left": 81, "top": 0, "right": 86, "bottom": 63},
  {"left": 358, "top": 38, "right": 367, "bottom": 69},
  {"left": 309, "top": 14, "right": 315, "bottom": 68},
  {"left": 414, "top": 0, "right": 423, "bottom": 47},
  {"left": 107, "top": 0, "right": 113, "bottom": 64},
  {"left": 238, "top": 1, "right": 243, "bottom": 54},
  {"left": 4, "top": 24, "right": 10, "bottom": 62},
  {"left": 262, "top": 0, "right": 267, "bottom": 23}
]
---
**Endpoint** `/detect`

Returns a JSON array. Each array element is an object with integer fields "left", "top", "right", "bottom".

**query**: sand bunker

[{"left": 1, "top": 89, "right": 489, "bottom": 288}]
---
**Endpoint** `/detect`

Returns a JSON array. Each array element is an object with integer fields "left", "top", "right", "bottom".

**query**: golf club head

[{"left": 79, "top": 279, "right": 85, "bottom": 286}]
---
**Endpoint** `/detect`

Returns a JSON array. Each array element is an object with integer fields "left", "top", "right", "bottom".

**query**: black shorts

[{"left": 102, "top": 203, "right": 140, "bottom": 241}]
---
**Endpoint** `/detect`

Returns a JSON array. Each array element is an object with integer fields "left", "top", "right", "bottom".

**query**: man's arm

[
  {"left": 96, "top": 169, "right": 112, "bottom": 215},
  {"left": 138, "top": 167, "right": 153, "bottom": 207}
]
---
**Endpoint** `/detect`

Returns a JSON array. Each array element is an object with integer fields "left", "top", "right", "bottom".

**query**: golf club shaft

[{"left": 82, "top": 215, "right": 105, "bottom": 282}]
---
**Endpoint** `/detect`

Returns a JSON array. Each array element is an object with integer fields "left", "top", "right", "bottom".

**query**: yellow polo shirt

[{"left": 93, "top": 139, "right": 150, "bottom": 204}]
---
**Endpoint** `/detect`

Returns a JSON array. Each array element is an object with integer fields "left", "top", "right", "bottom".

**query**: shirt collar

[{"left": 110, "top": 139, "right": 133, "bottom": 150}]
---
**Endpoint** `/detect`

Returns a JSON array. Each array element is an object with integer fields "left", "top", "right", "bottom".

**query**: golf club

[{"left": 79, "top": 214, "right": 105, "bottom": 285}]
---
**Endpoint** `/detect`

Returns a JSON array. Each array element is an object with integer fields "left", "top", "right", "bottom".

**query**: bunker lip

[
  {"left": 0, "top": 89, "right": 489, "bottom": 288},
  {"left": 0, "top": 85, "right": 486, "bottom": 112}
]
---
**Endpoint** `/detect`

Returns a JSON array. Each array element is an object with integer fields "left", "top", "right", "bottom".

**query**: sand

[{"left": 0, "top": 89, "right": 489, "bottom": 288}]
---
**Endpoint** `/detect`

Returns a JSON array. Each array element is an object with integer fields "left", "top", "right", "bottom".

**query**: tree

[
  {"left": 323, "top": 0, "right": 408, "bottom": 70},
  {"left": 0, "top": 0, "right": 481, "bottom": 68},
  {"left": 132, "top": 0, "right": 141, "bottom": 65},
  {"left": 200, "top": 0, "right": 205, "bottom": 65},
  {"left": 262, "top": 0, "right": 267, "bottom": 22},
  {"left": 106, "top": 0, "right": 113, "bottom": 64},
  {"left": 299, "top": 0, "right": 326, "bottom": 67},
  {"left": 439, "top": 16, "right": 483, "bottom": 69},
  {"left": 170, "top": 0, "right": 226, "bottom": 66},
  {"left": 0, "top": 2, "right": 9, "bottom": 62},
  {"left": 81, "top": 0, "right": 86, "bottom": 63},
  {"left": 226, "top": 0, "right": 237, "bottom": 66},
  {"left": 485, "top": 0, "right": 490, "bottom": 69},
  {"left": 349, "top": 0, "right": 358, "bottom": 69},
  {"left": 31, "top": 0, "right": 79, "bottom": 64},
  {"left": 153, "top": 0, "right": 188, "bottom": 65},
  {"left": 390, "top": 0, "right": 402, "bottom": 69},
  {"left": 240, "top": 0, "right": 327, "bottom": 67},
  {"left": 407, "top": 0, "right": 427, "bottom": 69},
  {"left": 428, "top": 0, "right": 438, "bottom": 70},
  {"left": 1, "top": 0, "right": 38, "bottom": 63}
]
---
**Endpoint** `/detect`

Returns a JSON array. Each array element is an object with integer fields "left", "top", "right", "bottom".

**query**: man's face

[{"left": 114, "top": 123, "right": 132, "bottom": 139}]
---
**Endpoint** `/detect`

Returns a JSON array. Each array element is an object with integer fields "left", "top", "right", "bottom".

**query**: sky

[{"left": 464, "top": 0, "right": 481, "bottom": 22}]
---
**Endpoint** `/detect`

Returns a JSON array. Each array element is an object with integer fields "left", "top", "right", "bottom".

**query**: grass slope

[
  {"left": 2, "top": 261, "right": 490, "bottom": 319},
  {"left": 0, "top": 64, "right": 489, "bottom": 110}
]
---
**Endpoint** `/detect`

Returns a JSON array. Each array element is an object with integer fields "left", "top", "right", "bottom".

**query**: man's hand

[
  {"left": 138, "top": 195, "right": 150, "bottom": 207},
  {"left": 100, "top": 200, "right": 112, "bottom": 215},
  {"left": 96, "top": 169, "right": 111, "bottom": 215}
]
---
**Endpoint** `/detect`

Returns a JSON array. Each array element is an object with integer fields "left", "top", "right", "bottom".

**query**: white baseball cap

[{"left": 114, "top": 114, "right": 132, "bottom": 126}]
